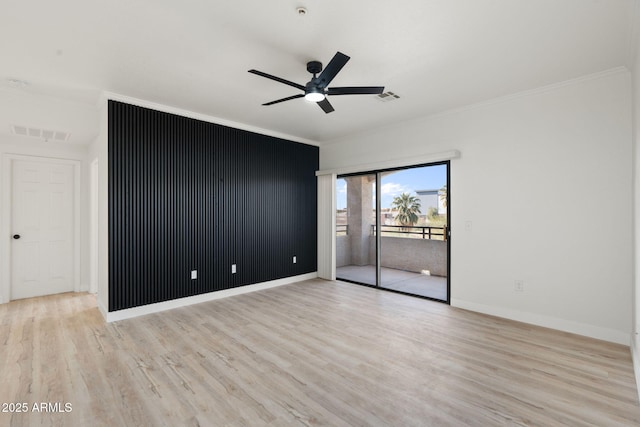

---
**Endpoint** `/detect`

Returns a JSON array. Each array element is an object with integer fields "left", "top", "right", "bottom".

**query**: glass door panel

[
  {"left": 336, "top": 174, "right": 377, "bottom": 286},
  {"left": 379, "top": 165, "right": 448, "bottom": 301}
]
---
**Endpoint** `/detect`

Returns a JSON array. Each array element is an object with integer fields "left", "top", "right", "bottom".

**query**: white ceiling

[{"left": 0, "top": 0, "right": 635, "bottom": 145}]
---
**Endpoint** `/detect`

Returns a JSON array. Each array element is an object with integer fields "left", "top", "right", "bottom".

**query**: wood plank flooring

[{"left": 1, "top": 279, "right": 639, "bottom": 426}]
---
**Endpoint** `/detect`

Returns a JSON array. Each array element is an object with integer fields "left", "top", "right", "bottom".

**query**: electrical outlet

[
  {"left": 293, "top": 256, "right": 297, "bottom": 264},
  {"left": 232, "top": 264, "right": 236, "bottom": 274},
  {"left": 514, "top": 280, "right": 524, "bottom": 292},
  {"left": 191, "top": 270, "right": 197, "bottom": 280}
]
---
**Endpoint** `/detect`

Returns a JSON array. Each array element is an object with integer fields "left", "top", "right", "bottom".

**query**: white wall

[
  {"left": 322, "top": 69, "right": 633, "bottom": 344},
  {"left": 87, "top": 101, "right": 109, "bottom": 317},
  {"left": 631, "top": 0, "right": 640, "bottom": 391},
  {"left": 0, "top": 135, "right": 90, "bottom": 303}
]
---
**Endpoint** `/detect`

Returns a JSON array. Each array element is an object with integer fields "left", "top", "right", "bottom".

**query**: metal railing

[
  {"left": 371, "top": 224, "right": 447, "bottom": 241},
  {"left": 336, "top": 224, "right": 349, "bottom": 236}
]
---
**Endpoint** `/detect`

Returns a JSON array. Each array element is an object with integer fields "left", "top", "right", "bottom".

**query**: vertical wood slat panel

[{"left": 107, "top": 101, "right": 318, "bottom": 311}]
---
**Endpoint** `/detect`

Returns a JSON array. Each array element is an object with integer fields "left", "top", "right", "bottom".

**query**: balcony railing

[
  {"left": 337, "top": 224, "right": 447, "bottom": 241},
  {"left": 372, "top": 224, "right": 447, "bottom": 241}
]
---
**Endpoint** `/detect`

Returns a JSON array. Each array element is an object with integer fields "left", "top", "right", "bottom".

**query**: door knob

[{"left": 12, "top": 234, "right": 20, "bottom": 239}]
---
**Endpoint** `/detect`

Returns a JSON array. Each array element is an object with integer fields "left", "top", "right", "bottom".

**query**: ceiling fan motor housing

[
  {"left": 305, "top": 81, "right": 324, "bottom": 96},
  {"left": 307, "top": 61, "right": 322, "bottom": 74},
  {"left": 306, "top": 61, "right": 323, "bottom": 75}
]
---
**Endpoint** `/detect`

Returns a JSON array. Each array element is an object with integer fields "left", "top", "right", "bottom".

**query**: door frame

[
  {"left": 1, "top": 154, "right": 82, "bottom": 303},
  {"left": 90, "top": 158, "right": 99, "bottom": 294},
  {"left": 335, "top": 160, "right": 451, "bottom": 304}
]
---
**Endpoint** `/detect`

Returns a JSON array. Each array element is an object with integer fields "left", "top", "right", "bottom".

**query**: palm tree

[
  {"left": 391, "top": 193, "right": 421, "bottom": 227},
  {"left": 439, "top": 185, "right": 447, "bottom": 209}
]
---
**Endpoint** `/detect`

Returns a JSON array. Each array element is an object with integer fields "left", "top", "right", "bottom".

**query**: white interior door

[{"left": 11, "top": 159, "right": 75, "bottom": 300}]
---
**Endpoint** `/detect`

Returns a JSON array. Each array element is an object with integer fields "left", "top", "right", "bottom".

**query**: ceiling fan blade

[
  {"left": 316, "top": 52, "right": 350, "bottom": 89},
  {"left": 328, "top": 86, "right": 385, "bottom": 95},
  {"left": 262, "top": 94, "right": 305, "bottom": 106},
  {"left": 317, "top": 98, "right": 335, "bottom": 114},
  {"left": 248, "top": 69, "right": 305, "bottom": 91}
]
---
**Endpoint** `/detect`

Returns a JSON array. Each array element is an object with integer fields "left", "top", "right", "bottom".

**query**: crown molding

[
  {"left": 626, "top": 0, "right": 640, "bottom": 70},
  {"left": 98, "top": 91, "right": 320, "bottom": 147},
  {"left": 316, "top": 149, "right": 460, "bottom": 176},
  {"left": 323, "top": 67, "right": 630, "bottom": 147},
  {"left": 426, "top": 67, "right": 630, "bottom": 121}
]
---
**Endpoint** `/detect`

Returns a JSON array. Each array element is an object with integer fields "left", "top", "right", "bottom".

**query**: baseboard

[
  {"left": 451, "top": 298, "right": 630, "bottom": 345},
  {"left": 103, "top": 272, "right": 318, "bottom": 323},
  {"left": 97, "top": 298, "right": 108, "bottom": 320},
  {"left": 632, "top": 333, "right": 640, "bottom": 403}
]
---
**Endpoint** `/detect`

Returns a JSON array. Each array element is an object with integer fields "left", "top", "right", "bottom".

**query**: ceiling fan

[{"left": 248, "top": 51, "right": 384, "bottom": 114}]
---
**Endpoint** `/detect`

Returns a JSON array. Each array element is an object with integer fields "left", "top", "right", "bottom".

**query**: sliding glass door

[{"left": 336, "top": 163, "right": 449, "bottom": 302}]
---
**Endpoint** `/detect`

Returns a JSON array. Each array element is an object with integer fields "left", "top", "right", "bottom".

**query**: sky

[{"left": 336, "top": 164, "right": 447, "bottom": 209}]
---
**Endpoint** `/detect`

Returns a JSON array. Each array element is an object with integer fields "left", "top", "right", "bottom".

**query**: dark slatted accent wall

[{"left": 108, "top": 100, "right": 318, "bottom": 311}]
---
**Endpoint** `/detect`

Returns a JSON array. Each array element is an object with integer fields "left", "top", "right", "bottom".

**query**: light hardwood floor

[{"left": 1, "top": 279, "right": 639, "bottom": 426}]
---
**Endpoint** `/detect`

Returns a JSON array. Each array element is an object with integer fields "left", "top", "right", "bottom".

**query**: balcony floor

[{"left": 336, "top": 265, "right": 447, "bottom": 301}]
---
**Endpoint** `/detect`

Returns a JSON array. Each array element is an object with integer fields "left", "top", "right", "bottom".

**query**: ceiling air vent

[
  {"left": 12, "top": 124, "right": 70, "bottom": 142},
  {"left": 376, "top": 91, "right": 400, "bottom": 102},
  {"left": 12, "top": 125, "right": 28, "bottom": 136}
]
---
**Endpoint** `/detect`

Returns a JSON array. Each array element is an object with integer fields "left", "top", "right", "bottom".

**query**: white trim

[
  {"left": 316, "top": 150, "right": 460, "bottom": 176},
  {"left": 89, "top": 158, "right": 99, "bottom": 294},
  {"left": 103, "top": 272, "right": 318, "bottom": 322},
  {"left": 97, "top": 298, "right": 108, "bottom": 320},
  {"left": 101, "top": 91, "right": 319, "bottom": 147},
  {"left": 451, "top": 298, "right": 631, "bottom": 346},
  {"left": 1, "top": 154, "right": 82, "bottom": 302},
  {"left": 626, "top": 0, "right": 640, "bottom": 70},
  {"left": 322, "top": 67, "right": 629, "bottom": 148},
  {"left": 425, "top": 67, "right": 629, "bottom": 122},
  {"left": 72, "top": 158, "right": 81, "bottom": 292},
  {"left": 317, "top": 174, "right": 336, "bottom": 280},
  {"left": 0, "top": 156, "right": 9, "bottom": 304},
  {"left": 632, "top": 334, "right": 640, "bottom": 402}
]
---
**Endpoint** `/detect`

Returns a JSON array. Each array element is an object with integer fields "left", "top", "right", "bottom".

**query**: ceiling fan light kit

[
  {"left": 304, "top": 89, "right": 325, "bottom": 103},
  {"left": 248, "top": 51, "right": 384, "bottom": 113}
]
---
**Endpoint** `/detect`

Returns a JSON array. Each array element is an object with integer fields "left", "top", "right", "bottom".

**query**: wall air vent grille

[
  {"left": 11, "top": 125, "right": 70, "bottom": 142},
  {"left": 12, "top": 125, "right": 27, "bottom": 136},
  {"left": 376, "top": 91, "right": 400, "bottom": 102}
]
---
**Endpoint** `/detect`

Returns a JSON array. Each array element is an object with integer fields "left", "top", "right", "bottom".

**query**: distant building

[
  {"left": 415, "top": 189, "right": 446, "bottom": 215},
  {"left": 380, "top": 210, "right": 395, "bottom": 225}
]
